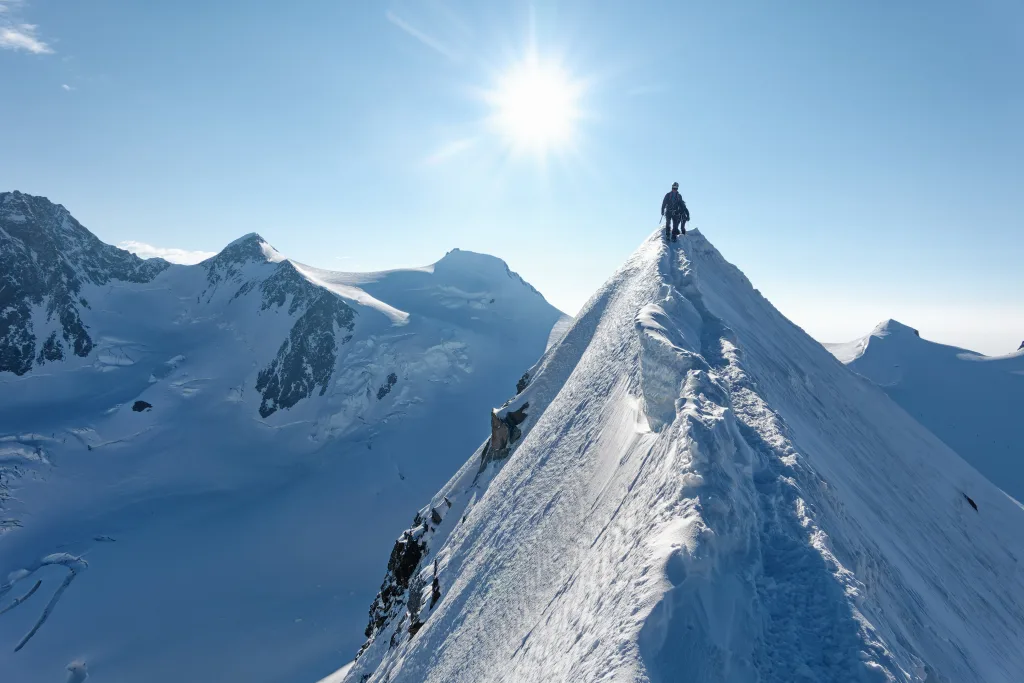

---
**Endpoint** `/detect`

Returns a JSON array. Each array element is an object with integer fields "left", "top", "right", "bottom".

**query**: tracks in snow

[{"left": 636, "top": 238, "right": 898, "bottom": 682}]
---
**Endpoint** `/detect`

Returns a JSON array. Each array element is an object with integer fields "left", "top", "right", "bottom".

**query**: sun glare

[{"left": 487, "top": 56, "right": 583, "bottom": 158}]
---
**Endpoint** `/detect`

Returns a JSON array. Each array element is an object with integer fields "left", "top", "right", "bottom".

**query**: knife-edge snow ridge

[{"left": 343, "top": 229, "right": 1024, "bottom": 683}]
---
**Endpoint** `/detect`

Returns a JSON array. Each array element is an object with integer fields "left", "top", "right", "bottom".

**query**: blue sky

[{"left": 2, "top": 0, "right": 1022, "bottom": 354}]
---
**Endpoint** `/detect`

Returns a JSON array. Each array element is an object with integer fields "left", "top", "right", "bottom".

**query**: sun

[{"left": 486, "top": 55, "right": 584, "bottom": 158}]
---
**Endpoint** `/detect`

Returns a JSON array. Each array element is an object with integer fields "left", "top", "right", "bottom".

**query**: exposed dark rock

[
  {"left": 255, "top": 262, "right": 356, "bottom": 417},
  {"left": 963, "top": 493, "right": 978, "bottom": 512},
  {"left": 37, "top": 331, "right": 65, "bottom": 364},
  {"left": 506, "top": 403, "right": 529, "bottom": 427},
  {"left": 132, "top": 400, "right": 152, "bottom": 412},
  {"left": 489, "top": 411, "right": 510, "bottom": 453},
  {"left": 443, "top": 496, "right": 452, "bottom": 508},
  {"left": 358, "top": 499, "right": 455, "bottom": 657},
  {"left": 0, "top": 191, "right": 169, "bottom": 376},
  {"left": 516, "top": 372, "right": 530, "bottom": 394},
  {"left": 1018, "top": 341, "right": 1023, "bottom": 352},
  {"left": 201, "top": 233, "right": 269, "bottom": 297},
  {"left": 361, "top": 524, "right": 427, "bottom": 645},
  {"left": 481, "top": 402, "right": 531, "bottom": 472},
  {"left": 429, "top": 559, "right": 441, "bottom": 609},
  {"left": 377, "top": 372, "right": 398, "bottom": 400}
]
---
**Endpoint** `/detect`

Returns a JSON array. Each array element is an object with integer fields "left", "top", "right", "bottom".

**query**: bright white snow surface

[
  {"left": 827, "top": 320, "right": 1024, "bottom": 503},
  {"left": 0, "top": 240, "right": 566, "bottom": 682},
  {"left": 343, "top": 230, "right": 1024, "bottom": 683}
]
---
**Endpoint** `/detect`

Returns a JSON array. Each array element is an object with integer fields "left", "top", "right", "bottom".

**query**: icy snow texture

[
  {"left": 0, "top": 197, "right": 566, "bottom": 683},
  {"left": 827, "top": 320, "right": 1024, "bottom": 504},
  {"left": 344, "top": 230, "right": 1024, "bottom": 683}
]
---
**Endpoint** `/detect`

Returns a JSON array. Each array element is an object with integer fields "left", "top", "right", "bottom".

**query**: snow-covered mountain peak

[
  {"left": 829, "top": 319, "right": 1024, "bottom": 503},
  {"left": 429, "top": 247, "right": 546, "bottom": 301},
  {"left": 0, "top": 196, "right": 567, "bottom": 682},
  {"left": 342, "top": 228, "right": 1024, "bottom": 683},
  {"left": 871, "top": 318, "right": 920, "bottom": 339},
  {"left": 434, "top": 247, "right": 510, "bottom": 271},
  {"left": 0, "top": 191, "right": 170, "bottom": 375},
  {"left": 205, "top": 231, "right": 282, "bottom": 268},
  {"left": 1, "top": 190, "right": 68, "bottom": 224}
]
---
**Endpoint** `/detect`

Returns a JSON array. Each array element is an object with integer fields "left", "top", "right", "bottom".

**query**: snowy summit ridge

[{"left": 342, "top": 229, "right": 1024, "bottom": 683}]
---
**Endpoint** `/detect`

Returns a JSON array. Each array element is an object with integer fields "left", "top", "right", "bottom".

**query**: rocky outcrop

[
  {"left": 253, "top": 261, "right": 357, "bottom": 417},
  {"left": 132, "top": 400, "right": 153, "bottom": 412},
  {"left": 489, "top": 410, "right": 510, "bottom": 452},
  {"left": 377, "top": 373, "right": 398, "bottom": 400},
  {"left": 255, "top": 293, "right": 356, "bottom": 417},
  {"left": 0, "top": 191, "right": 169, "bottom": 376},
  {"left": 481, "top": 403, "right": 530, "bottom": 471},
  {"left": 36, "top": 331, "right": 65, "bottom": 364},
  {"left": 355, "top": 496, "right": 458, "bottom": 663}
]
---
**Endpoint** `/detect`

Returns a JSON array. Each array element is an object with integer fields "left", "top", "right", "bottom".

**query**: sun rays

[{"left": 484, "top": 53, "right": 585, "bottom": 160}]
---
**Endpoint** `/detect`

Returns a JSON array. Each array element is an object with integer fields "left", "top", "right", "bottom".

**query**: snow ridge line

[{"left": 634, "top": 235, "right": 900, "bottom": 681}]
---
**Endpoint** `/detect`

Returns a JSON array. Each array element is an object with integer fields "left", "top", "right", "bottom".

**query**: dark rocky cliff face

[
  {"left": 254, "top": 261, "right": 356, "bottom": 417},
  {"left": 0, "top": 191, "right": 169, "bottom": 376}
]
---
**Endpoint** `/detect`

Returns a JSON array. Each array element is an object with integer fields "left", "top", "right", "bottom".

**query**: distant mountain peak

[
  {"left": 210, "top": 232, "right": 281, "bottom": 266},
  {"left": 200, "top": 233, "right": 287, "bottom": 297},
  {"left": 872, "top": 319, "right": 920, "bottom": 338},
  {"left": 434, "top": 248, "right": 543, "bottom": 299},
  {"left": 435, "top": 247, "right": 510, "bottom": 270},
  {"left": 0, "top": 191, "right": 169, "bottom": 375}
]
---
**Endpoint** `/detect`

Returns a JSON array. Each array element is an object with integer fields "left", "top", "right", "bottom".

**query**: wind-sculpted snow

[
  {"left": 0, "top": 193, "right": 564, "bottom": 682},
  {"left": 828, "top": 320, "right": 1024, "bottom": 503},
  {"left": 342, "top": 230, "right": 1024, "bottom": 683}
]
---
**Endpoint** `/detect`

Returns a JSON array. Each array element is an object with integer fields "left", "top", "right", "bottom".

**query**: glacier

[{"left": 0, "top": 191, "right": 567, "bottom": 682}]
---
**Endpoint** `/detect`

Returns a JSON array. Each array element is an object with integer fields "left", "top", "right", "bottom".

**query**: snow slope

[
  {"left": 342, "top": 230, "right": 1024, "bottom": 683},
  {"left": 827, "top": 321, "right": 1024, "bottom": 503},
  {"left": 0, "top": 192, "right": 567, "bottom": 683}
]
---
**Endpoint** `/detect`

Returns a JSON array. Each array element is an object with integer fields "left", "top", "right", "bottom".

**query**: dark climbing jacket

[{"left": 661, "top": 191, "right": 689, "bottom": 220}]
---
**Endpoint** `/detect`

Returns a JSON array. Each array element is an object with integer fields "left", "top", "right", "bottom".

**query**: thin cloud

[
  {"left": 118, "top": 241, "right": 217, "bottom": 266},
  {"left": 0, "top": 22, "right": 50, "bottom": 53},
  {"left": 0, "top": 2, "right": 52, "bottom": 54},
  {"left": 61, "top": 83, "right": 72, "bottom": 91},
  {"left": 386, "top": 10, "right": 459, "bottom": 62}
]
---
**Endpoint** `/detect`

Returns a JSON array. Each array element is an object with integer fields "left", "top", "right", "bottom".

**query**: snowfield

[
  {"left": 827, "top": 320, "right": 1024, "bottom": 504},
  {"left": 342, "top": 230, "right": 1024, "bottom": 683},
  {"left": 0, "top": 192, "right": 567, "bottom": 683}
]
